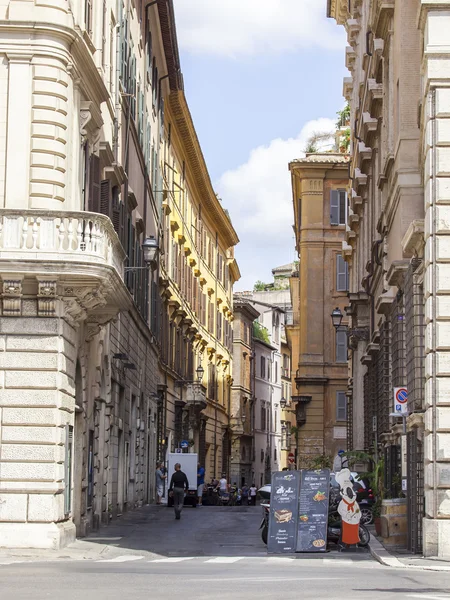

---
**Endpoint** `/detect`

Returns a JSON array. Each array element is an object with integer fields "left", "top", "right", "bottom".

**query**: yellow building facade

[{"left": 157, "top": 83, "right": 240, "bottom": 480}]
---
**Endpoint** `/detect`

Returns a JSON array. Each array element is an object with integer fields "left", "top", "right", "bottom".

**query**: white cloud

[
  {"left": 173, "top": 0, "right": 344, "bottom": 57},
  {"left": 216, "top": 118, "right": 336, "bottom": 290}
]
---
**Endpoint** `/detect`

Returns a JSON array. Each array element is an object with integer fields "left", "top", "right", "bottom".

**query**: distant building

[
  {"left": 230, "top": 299, "right": 259, "bottom": 487},
  {"left": 288, "top": 153, "right": 350, "bottom": 467}
]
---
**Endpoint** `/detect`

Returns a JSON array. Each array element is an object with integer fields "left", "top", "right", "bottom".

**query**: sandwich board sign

[
  {"left": 393, "top": 387, "right": 408, "bottom": 415},
  {"left": 296, "top": 469, "right": 330, "bottom": 553},
  {"left": 267, "top": 471, "right": 301, "bottom": 554}
]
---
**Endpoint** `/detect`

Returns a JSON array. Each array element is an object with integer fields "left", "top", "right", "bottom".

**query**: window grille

[{"left": 404, "top": 260, "right": 425, "bottom": 413}]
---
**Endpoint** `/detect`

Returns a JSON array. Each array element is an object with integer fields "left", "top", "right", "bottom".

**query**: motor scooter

[{"left": 327, "top": 515, "right": 370, "bottom": 548}]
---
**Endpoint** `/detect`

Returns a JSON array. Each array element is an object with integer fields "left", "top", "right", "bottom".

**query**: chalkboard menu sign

[
  {"left": 296, "top": 469, "right": 330, "bottom": 553},
  {"left": 267, "top": 471, "right": 301, "bottom": 554}
]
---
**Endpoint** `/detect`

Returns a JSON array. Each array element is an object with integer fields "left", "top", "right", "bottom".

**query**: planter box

[{"left": 380, "top": 498, "right": 407, "bottom": 549}]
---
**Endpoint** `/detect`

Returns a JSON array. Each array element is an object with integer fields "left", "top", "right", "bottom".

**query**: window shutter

[
  {"left": 336, "top": 391, "right": 347, "bottom": 421},
  {"left": 88, "top": 154, "right": 101, "bottom": 213},
  {"left": 146, "top": 29, "right": 152, "bottom": 80},
  {"left": 100, "top": 179, "right": 112, "bottom": 219},
  {"left": 336, "top": 254, "right": 349, "bottom": 292},
  {"left": 336, "top": 330, "right": 348, "bottom": 363},
  {"left": 339, "top": 190, "right": 347, "bottom": 225},
  {"left": 330, "top": 189, "right": 339, "bottom": 225},
  {"left": 112, "top": 186, "right": 120, "bottom": 234}
]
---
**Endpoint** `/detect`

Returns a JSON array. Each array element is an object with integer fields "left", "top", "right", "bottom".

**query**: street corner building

[
  {"left": 0, "top": 0, "right": 239, "bottom": 549},
  {"left": 288, "top": 154, "right": 350, "bottom": 467},
  {"left": 328, "top": 0, "right": 450, "bottom": 559}
]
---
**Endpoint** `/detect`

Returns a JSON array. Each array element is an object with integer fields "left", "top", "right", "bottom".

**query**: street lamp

[
  {"left": 124, "top": 235, "right": 159, "bottom": 271},
  {"left": 280, "top": 397, "right": 287, "bottom": 410},
  {"left": 331, "top": 307, "right": 344, "bottom": 330},
  {"left": 196, "top": 364, "right": 204, "bottom": 383}
]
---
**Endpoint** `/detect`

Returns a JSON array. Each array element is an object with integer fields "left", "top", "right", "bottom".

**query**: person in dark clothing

[{"left": 169, "top": 463, "right": 189, "bottom": 520}]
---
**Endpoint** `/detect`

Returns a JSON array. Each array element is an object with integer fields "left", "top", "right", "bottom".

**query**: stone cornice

[{"left": 167, "top": 91, "right": 239, "bottom": 248}]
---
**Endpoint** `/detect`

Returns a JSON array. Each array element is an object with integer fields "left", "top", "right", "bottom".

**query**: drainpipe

[{"left": 430, "top": 88, "right": 438, "bottom": 520}]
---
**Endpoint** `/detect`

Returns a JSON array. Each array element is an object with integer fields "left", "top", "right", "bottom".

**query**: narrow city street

[{"left": 0, "top": 507, "right": 449, "bottom": 600}]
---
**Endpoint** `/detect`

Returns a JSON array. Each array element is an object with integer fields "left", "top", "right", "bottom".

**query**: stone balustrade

[{"left": 0, "top": 210, "right": 125, "bottom": 277}]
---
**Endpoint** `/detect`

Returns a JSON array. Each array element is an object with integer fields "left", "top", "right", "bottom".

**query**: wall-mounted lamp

[{"left": 124, "top": 236, "right": 159, "bottom": 272}]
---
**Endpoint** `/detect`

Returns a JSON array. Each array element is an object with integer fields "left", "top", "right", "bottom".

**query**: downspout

[{"left": 430, "top": 88, "right": 438, "bottom": 521}]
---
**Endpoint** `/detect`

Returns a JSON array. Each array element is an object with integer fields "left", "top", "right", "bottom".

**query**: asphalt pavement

[{"left": 0, "top": 505, "right": 449, "bottom": 600}]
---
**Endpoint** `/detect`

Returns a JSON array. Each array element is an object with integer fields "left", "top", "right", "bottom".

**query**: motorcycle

[{"left": 259, "top": 503, "right": 270, "bottom": 544}]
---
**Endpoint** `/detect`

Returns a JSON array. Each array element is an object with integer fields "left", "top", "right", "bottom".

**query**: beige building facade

[
  {"left": 0, "top": 0, "right": 239, "bottom": 549},
  {"left": 230, "top": 298, "right": 259, "bottom": 487},
  {"left": 328, "top": 0, "right": 450, "bottom": 559}
]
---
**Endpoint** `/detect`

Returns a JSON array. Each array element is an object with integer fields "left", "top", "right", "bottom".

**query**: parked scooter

[{"left": 327, "top": 515, "right": 370, "bottom": 548}]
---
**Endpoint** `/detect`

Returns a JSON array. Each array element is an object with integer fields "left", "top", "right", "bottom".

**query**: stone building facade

[
  {"left": 288, "top": 153, "right": 350, "bottom": 467},
  {"left": 328, "top": 0, "right": 450, "bottom": 559},
  {"left": 0, "top": 0, "right": 238, "bottom": 549}
]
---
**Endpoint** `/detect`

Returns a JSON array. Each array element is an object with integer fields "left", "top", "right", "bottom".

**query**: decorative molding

[
  {"left": 37, "top": 279, "right": 58, "bottom": 317},
  {"left": 1, "top": 277, "right": 23, "bottom": 316}
]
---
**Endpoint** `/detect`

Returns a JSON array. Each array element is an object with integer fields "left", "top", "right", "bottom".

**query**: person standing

[
  {"left": 197, "top": 462, "right": 205, "bottom": 506},
  {"left": 249, "top": 483, "right": 257, "bottom": 506},
  {"left": 169, "top": 463, "right": 189, "bottom": 520},
  {"left": 155, "top": 461, "right": 166, "bottom": 505}
]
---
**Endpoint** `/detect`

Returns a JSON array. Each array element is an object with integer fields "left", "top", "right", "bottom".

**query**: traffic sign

[
  {"left": 175, "top": 448, "right": 182, "bottom": 454},
  {"left": 393, "top": 387, "right": 408, "bottom": 415},
  {"left": 288, "top": 453, "right": 295, "bottom": 465},
  {"left": 180, "top": 440, "right": 189, "bottom": 449}
]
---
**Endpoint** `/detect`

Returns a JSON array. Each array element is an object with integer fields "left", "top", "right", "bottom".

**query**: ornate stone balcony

[
  {"left": 0, "top": 210, "right": 125, "bottom": 275},
  {"left": 184, "top": 383, "right": 207, "bottom": 416},
  {"left": 0, "top": 210, "right": 128, "bottom": 329}
]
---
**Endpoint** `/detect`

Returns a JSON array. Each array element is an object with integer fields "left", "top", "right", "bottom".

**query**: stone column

[
  {"left": 421, "top": 0, "right": 450, "bottom": 560},
  {"left": 4, "top": 54, "right": 33, "bottom": 208}
]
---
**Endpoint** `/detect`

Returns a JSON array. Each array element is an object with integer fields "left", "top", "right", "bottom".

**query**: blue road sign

[{"left": 180, "top": 440, "right": 189, "bottom": 449}]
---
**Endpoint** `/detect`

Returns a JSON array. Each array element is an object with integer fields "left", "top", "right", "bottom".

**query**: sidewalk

[{"left": 369, "top": 531, "right": 450, "bottom": 572}]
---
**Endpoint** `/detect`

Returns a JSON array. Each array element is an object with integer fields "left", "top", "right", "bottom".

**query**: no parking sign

[{"left": 393, "top": 387, "right": 408, "bottom": 415}]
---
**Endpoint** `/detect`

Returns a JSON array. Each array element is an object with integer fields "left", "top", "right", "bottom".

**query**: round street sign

[
  {"left": 180, "top": 440, "right": 189, "bottom": 449},
  {"left": 288, "top": 453, "right": 295, "bottom": 465},
  {"left": 395, "top": 388, "right": 408, "bottom": 404}
]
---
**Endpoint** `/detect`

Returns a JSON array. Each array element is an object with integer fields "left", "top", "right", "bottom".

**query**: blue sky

[{"left": 173, "top": 0, "right": 348, "bottom": 290}]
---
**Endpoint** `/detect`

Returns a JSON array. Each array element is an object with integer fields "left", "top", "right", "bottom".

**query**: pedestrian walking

[
  {"left": 249, "top": 483, "right": 257, "bottom": 506},
  {"left": 197, "top": 462, "right": 205, "bottom": 506},
  {"left": 219, "top": 473, "right": 228, "bottom": 497},
  {"left": 155, "top": 461, "right": 167, "bottom": 505},
  {"left": 241, "top": 483, "right": 249, "bottom": 505},
  {"left": 169, "top": 462, "right": 189, "bottom": 520}
]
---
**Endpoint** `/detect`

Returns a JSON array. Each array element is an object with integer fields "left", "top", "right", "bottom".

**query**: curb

[
  {"left": 369, "top": 536, "right": 450, "bottom": 571},
  {"left": 369, "top": 536, "right": 406, "bottom": 568}
]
